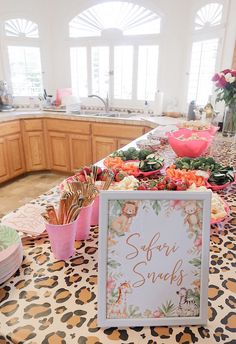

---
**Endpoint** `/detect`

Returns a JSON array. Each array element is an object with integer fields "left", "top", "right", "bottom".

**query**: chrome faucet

[{"left": 88, "top": 94, "right": 110, "bottom": 113}]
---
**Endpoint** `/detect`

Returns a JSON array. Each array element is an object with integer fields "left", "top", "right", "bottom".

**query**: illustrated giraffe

[{"left": 108, "top": 281, "right": 132, "bottom": 318}]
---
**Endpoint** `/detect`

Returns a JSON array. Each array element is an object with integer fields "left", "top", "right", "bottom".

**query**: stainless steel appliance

[{"left": 0, "top": 81, "right": 13, "bottom": 111}]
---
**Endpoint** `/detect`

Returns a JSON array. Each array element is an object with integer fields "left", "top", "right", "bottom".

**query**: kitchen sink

[
  {"left": 93, "top": 112, "right": 136, "bottom": 118},
  {"left": 71, "top": 110, "right": 138, "bottom": 118}
]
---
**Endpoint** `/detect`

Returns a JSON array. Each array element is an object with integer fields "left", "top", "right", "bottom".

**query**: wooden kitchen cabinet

[
  {"left": 69, "top": 134, "right": 92, "bottom": 172},
  {"left": 46, "top": 119, "right": 92, "bottom": 172},
  {"left": 92, "top": 136, "right": 117, "bottom": 162},
  {"left": 22, "top": 119, "right": 47, "bottom": 171},
  {"left": 6, "top": 134, "right": 25, "bottom": 178},
  {"left": 0, "top": 117, "right": 149, "bottom": 181},
  {"left": 92, "top": 122, "right": 146, "bottom": 161},
  {"left": 117, "top": 138, "right": 132, "bottom": 149},
  {"left": 0, "top": 138, "right": 10, "bottom": 183},
  {"left": 23, "top": 131, "right": 47, "bottom": 171},
  {"left": 92, "top": 123, "right": 144, "bottom": 138},
  {"left": 48, "top": 132, "right": 70, "bottom": 172}
]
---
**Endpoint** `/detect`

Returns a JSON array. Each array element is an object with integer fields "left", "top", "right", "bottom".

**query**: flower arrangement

[{"left": 212, "top": 69, "right": 236, "bottom": 106}]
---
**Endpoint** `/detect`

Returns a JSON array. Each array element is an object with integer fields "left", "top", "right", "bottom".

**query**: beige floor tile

[{"left": 0, "top": 172, "right": 67, "bottom": 218}]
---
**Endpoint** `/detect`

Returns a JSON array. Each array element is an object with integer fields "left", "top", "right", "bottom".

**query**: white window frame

[
  {"left": 69, "top": 34, "right": 160, "bottom": 107},
  {"left": 0, "top": 18, "right": 44, "bottom": 98},
  {"left": 184, "top": 0, "right": 228, "bottom": 108}
]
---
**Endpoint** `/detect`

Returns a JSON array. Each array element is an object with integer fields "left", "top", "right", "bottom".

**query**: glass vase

[{"left": 222, "top": 103, "right": 236, "bottom": 137}]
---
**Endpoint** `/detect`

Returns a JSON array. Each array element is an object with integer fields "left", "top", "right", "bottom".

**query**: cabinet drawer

[
  {"left": 0, "top": 121, "right": 21, "bottom": 136},
  {"left": 23, "top": 119, "right": 43, "bottom": 131},
  {"left": 46, "top": 119, "right": 90, "bottom": 134},
  {"left": 92, "top": 123, "right": 144, "bottom": 139}
]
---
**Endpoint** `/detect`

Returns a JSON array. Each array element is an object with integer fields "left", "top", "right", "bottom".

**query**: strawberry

[
  {"left": 157, "top": 183, "right": 166, "bottom": 190},
  {"left": 98, "top": 169, "right": 113, "bottom": 181},
  {"left": 115, "top": 171, "right": 127, "bottom": 182},
  {"left": 97, "top": 167, "right": 102, "bottom": 175},
  {"left": 137, "top": 184, "right": 147, "bottom": 190},
  {"left": 167, "top": 181, "right": 176, "bottom": 190},
  {"left": 83, "top": 166, "right": 92, "bottom": 175},
  {"left": 77, "top": 174, "right": 86, "bottom": 182},
  {"left": 176, "top": 181, "right": 188, "bottom": 191}
]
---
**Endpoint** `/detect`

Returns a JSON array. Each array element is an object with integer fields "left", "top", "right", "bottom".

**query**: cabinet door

[
  {"left": 48, "top": 132, "right": 70, "bottom": 172},
  {"left": 92, "top": 136, "right": 117, "bottom": 162},
  {"left": 69, "top": 134, "right": 92, "bottom": 172},
  {"left": 117, "top": 138, "right": 132, "bottom": 150},
  {"left": 0, "top": 138, "right": 10, "bottom": 183},
  {"left": 6, "top": 134, "right": 25, "bottom": 178},
  {"left": 24, "top": 131, "right": 47, "bottom": 171}
]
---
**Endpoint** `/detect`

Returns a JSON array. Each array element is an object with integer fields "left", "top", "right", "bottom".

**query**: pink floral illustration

[
  {"left": 194, "top": 235, "right": 202, "bottom": 250},
  {"left": 106, "top": 276, "right": 116, "bottom": 292}
]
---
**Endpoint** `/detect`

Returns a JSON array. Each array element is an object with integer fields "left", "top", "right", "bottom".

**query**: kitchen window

[
  {"left": 69, "top": 1, "right": 161, "bottom": 105},
  {"left": 187, "top": 39, "right": 218, "bottom": 105},
  {"left": 4, "top": 18, "right": 43, "bottom": 96},
  {"left": 186, "top": 2, "right": 225, "bottom": 106}
]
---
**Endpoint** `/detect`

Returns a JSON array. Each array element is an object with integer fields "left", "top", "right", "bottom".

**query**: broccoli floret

[{"left": 138, "top": 149, "right": 152, "bottom": 160}]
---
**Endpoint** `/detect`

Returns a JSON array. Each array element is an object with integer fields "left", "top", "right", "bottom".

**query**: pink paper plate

[{"left": 211, "top": 200, "right": 230, "bottom": 225}]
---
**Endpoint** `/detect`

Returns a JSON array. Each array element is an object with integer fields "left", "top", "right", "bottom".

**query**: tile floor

[{"left": 0, "top": 172, "right": 67, "bottom": 218}]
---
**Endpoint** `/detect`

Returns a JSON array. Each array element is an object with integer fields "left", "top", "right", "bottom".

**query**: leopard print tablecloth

[{"left": 0, "top": 139, "right": 235, "bottom": 344}]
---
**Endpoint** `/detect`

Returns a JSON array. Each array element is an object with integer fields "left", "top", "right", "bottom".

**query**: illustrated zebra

[{"left": 176, "top": 287, "right": 199, "bottom": 317}]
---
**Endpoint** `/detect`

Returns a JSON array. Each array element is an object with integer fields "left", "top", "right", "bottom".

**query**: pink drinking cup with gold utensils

[
  {"left": 75, "top": 202, "right": 94, "bottom": 240},
  {"left": 90, "top": 195, "right": 99, "bottom": 226},
  {"left": 46, "top": 220, "right": 77, "bottom": 260}
]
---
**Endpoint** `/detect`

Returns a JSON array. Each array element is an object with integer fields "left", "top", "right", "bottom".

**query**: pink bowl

[
  {"left": 167, "top": 129, "right": 214, "bottom": 158},
  {"left": 177, "top": 124, "right": 219, "bottom": 136}
]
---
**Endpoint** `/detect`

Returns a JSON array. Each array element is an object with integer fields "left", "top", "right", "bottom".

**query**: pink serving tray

[
  {"left": 206, "top": 175, "right": 236, "bottom": 191},
  {"left": 124, "top": 160, "right": 164, "bottom": 177}
]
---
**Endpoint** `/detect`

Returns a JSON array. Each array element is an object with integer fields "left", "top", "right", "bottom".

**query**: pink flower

[
  {"left": 231, "top": 70, "right": 236, "bottom": 77},
  {"left": 170, "top": 200, "right": 184, "bottom": 210},
  {"left": 106, "top": 277, "right": 116, "bottom": 292},
  {"left": 221, "top": 69, "right": 231, "bottom": 75},
  {"left": 153, "top": 310, "right": 163, "bottom": 318},
  {"left": 216, "top": 75, "right": 227, "bottom": 88},
  {"left": 212, "top": 73, "right": 220, "bottom": 81},
  {"left": 194, "top": 236, "right": 202, "bottom": 249}
]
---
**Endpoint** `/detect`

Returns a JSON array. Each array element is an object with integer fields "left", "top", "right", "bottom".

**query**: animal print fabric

[{"left": 0, "top": 139, "right": 235, "bottom": 344}]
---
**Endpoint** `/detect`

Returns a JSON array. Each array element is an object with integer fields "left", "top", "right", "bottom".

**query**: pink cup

[
  {"left": 75, "top": 203, "right": 93, "bottom": 240},
  {"left": 90, "top": 195, "right": 99, "bottom": 226},
  {"left": 46, "top": 220, "right": 77, "bottom": 260}
]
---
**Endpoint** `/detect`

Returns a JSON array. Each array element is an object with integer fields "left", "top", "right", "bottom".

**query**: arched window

[
  {"left": 187, "top": 2, "right": 224, "bottom": 106},
  {"left": 69, "top": 2, "right": 160, "bottom": 37},
  {"left": 194, "top": 3, "right": 223, "bottom": 30},
  {"left": 69, "top": 1, "right": 161, "bottom": 104},
  {"left": 4, "top": 18, "right": 43, "bottom": 96},
  {"left": 5, "top": 18, "right": 39, "bottom": 37}
]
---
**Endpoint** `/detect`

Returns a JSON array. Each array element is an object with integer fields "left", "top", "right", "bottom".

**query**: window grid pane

[
  {"left": 8, "top": 46, "right": 43, "bottom": 96},
  {"left": 70, "top": 47, "right": 88, "bottom": 98},
  {"left": 114, "top": 46, "right": 133, "bottom": 99},
  {"left": 187, "top": 39, "right": 218, "bottom": 105},
  {"left": 91, "top": 47, "right": 109, "bottom": 98},
  {"left": 137, "top": 45, "right": 159, "bottom": 101}
]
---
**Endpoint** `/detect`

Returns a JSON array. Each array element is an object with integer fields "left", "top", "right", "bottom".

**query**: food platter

[
  {"left": 206, "top": 175, "right": 236, "bottom": 191},
  {"left": 123, "top": 160, "right": 164, "bottom": 177},
  {"left": 210, "top": 199, "right": 230, "bottom": 225}
]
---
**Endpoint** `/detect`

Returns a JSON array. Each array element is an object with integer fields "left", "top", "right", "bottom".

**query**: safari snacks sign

[{"left": 98, "top": 191, "right": 211, "bottom": 327}]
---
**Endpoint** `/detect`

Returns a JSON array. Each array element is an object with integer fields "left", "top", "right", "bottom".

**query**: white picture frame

[{"left": 98, "top": 190, "right": 211, "bottom": 328}]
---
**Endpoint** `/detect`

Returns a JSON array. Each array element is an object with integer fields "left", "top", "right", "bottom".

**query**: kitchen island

[{"left": 0, "top": 129, "right": 235, "bottom": 344}]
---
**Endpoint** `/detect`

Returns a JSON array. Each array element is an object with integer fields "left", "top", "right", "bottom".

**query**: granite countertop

[{"left": 0, "top": 110, "right": 183, "bottom": 128}]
